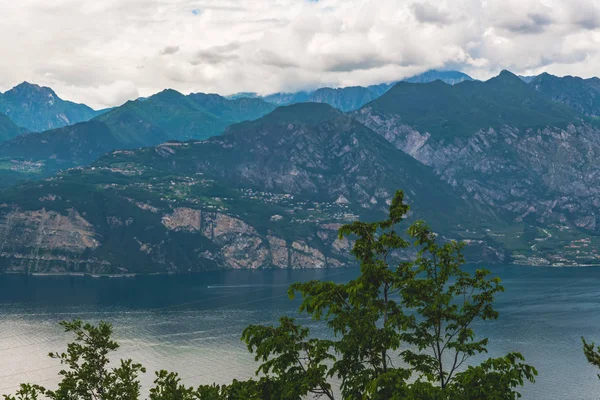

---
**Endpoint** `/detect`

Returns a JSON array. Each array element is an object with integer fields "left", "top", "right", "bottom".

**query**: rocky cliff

[{"left": 354, "top": 73, "right": 600, "bottom": 265}]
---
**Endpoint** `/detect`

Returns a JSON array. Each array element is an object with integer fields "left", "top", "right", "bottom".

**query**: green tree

[
  {"left": 3, "top": 384, "right": 46, "bottom": 400},
  {"left": 242, "top": 190, "right": 537, "bottom": 399},
  {"left": 582, "top": 337, "right": 600, "bottom": 379},
  {"left": 241, "top": 317, "right": 335, "bottom": 399},
  {"left": 149, "top": 370, "right": 287, "bottom": 400},
  {"left": 4, "top": 320, "right": 145, "bottom": 400},
  {"left": 400, "top": 220, "right": 537, "bottom": 397}
]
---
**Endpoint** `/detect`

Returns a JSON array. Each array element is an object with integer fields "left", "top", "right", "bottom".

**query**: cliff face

[
  {"left": 161, "top": 208, "right": 347, "bottom": 270},
  {"left": 0, "top": 207, "right": 107, "bottom": 273},
  {"left": 0, "top": 202, "right": 352, "bottom": 274},
  {"left": 357, "top": 107, "right": 600, "bottom": 231},
  {"left": 353, "top": 104, "right": 600, "bottom": 266}
]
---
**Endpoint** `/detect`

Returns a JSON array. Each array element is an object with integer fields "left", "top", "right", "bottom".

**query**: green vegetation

[
  {"left": 238, "top": 102, "right": 343, "bottom": 127},
  {"left": 583, "top": 337, "right": 600, "bottom": 380},
  {"left": 368, "top": 70, "right": 581, "bottom": 137},
  {"left": 0, "top": 90, "right": 277, "bottom": 184},
  {"left": 3, "top": 191, "right": 537, "bottom": 399},
  {"left": 529, "top": 73, "right": 600, "bottom": 117}
]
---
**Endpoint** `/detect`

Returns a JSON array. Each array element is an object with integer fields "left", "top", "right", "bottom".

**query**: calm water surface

[{"left": 0, "top": 265, "right": 599, "bottom": 399}]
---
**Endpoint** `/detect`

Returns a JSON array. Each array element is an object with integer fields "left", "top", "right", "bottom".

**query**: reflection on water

[{"left": 1, "top": 265, "right": 599, "bottom": 399}]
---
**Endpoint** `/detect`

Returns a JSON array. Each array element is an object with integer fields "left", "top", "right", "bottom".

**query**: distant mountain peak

[
  {"left": 0, "top": 82, "right": 104, "bottom": 132},
  {"left": 153, "top": 88, "right": 185, "bottom": 98},
  {"left": 8, "top": 81, "right": 57, "bottom": 97},
  {"left": 489, "top": 70, "right": 527, "bottom": 86},
  {"left": 147, "top": 89, "right": 193, "bottom": 107},
  {"left": 428, "top": 79, "right": 451, "bottom": 86},
  {"left": 261, "top": 102, "right": 343, "bottom": 126}
]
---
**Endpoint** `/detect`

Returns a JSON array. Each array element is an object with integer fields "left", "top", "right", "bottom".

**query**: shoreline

[
  {"left": 2, "top": 271, "right": 171, "bottom": 278},
  {"left": 2, "top": 262, "right": 600, "bottom": 278}
]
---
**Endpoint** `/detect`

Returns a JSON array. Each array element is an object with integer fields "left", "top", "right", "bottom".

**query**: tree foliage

[
  {"left": 4, "top": 321, "right": 146, "bottom": 400},
  {"left": 4, "top": 190, "right": 538, "bottom": 400},
  {"left": 582, "top": 337, "right": 600, "bottom": 380},
  {"left": 241, "top": 190, "right": 537, "bottom": 399}
]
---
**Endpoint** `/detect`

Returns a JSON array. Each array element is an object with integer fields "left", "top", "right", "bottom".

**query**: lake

[{"left": 0, "top": 264, "right": 599, "bottom": 399}]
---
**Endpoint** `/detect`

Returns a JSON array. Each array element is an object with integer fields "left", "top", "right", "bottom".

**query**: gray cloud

[
  {"left": 191, "top": 42, "right": 241, "bottom": 65},
  {"left": 567, "top": 1, "right": 600, "bottom": 29},
  {"left": 497, "top": 12, "right": 554, "bottom": 34},
  {"left": 0, "top": 0, "right": 599, "bottom": 108},
  {"left": 411, "top": 2, "right": 453, "bottom": 25},
  {"left": 160, "top": 46, "right": 180, "bottom": 55},
  {"left": 255, "top": 49, "right": 298, "bottom": 69},
  {"left": 325, "top": 55, "right": 391, "bottom": 73},
  {"left": 190, "top": 52, "right": 239, "bottom": 65}
]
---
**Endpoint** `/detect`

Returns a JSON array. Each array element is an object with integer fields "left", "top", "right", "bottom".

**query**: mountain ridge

[
  {"left": 0, "top": 89, "right": 278, "bottom": 185},
  {"left": 528, "top": 72, "right": 600, "bottom": 117},
  {"left": 358, "top": 70, "right": 582, "bottom": 138},
  {"left": 228, "top": 70, "right": 475, "bottom": 111}
]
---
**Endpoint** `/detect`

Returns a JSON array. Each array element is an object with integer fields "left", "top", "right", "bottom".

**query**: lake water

[{"left": 0, "top": 265, "right": 599, "bottom": 399}]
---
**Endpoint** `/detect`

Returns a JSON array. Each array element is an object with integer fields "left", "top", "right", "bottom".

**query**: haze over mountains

[
  {"left": 3, "top": 69, "right": 600, "bottom": 273},
  {"left": 229, "top": 70, "right": 474, "bottom": 111}
]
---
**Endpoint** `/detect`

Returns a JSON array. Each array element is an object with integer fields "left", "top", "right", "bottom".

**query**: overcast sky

[{"left": 1, "top": 0, "right": 599, "bottom": 109}]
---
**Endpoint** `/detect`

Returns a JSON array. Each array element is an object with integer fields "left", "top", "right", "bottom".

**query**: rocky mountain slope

[
  {"left": 0, "top": 103, "right": 502, "bottom": 274},
  {"left": 355, "top": 71, "right": 600, "bottom": 266},
  {"left": 0, "top": 82, "right": 104, "bottom": 132}
]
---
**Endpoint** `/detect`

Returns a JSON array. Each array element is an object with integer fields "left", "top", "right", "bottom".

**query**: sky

[{"left": 1, "top": 0, "right": 599, "bottom": 109}]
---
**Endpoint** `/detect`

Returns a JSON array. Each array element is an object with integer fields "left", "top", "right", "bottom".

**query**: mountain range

[
  {"left": 0, "top": 70, "right": 473, "bottom": 140},
  {"left": 3, "top": 69, "right": 600, "bottom": 273},
  {"left": 0, "top": 103, "right": 500, "bottom": 273},
  {"left": 231, "top": 70, "right": 474, "bottom": 111},
  {"left": 0, "top": 90, "right": 277, "bottom": 184}
]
